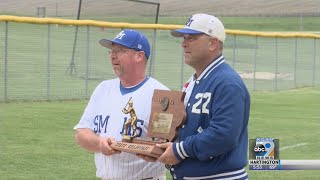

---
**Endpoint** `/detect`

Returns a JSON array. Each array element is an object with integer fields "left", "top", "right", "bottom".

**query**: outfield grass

[{"left": 1, "top": 87, "right": 319, "bottom": 179}]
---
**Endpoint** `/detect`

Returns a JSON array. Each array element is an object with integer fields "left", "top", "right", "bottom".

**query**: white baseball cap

[{"left": 171, "top": 13, "right": 226, "bottom": 42}]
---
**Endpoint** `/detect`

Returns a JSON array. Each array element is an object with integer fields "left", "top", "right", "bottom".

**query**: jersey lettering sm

[{"left": 74, "top": 76, "right": 168, "bottom": 180}]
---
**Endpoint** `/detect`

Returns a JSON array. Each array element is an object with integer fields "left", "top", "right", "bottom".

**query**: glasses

[{"left": 108, "top": 48, "right": 132, "bottom": 55}]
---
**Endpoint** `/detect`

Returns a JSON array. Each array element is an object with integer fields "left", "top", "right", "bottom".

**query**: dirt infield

[
  {"left": 0, "top": 0, "right": 320, "bottom": 17},
  {"left": 238, "top": 71, "right": 293, "bottom": 80},
  {"left": 158, "top": 0, "right": 320, "bottom": 16}
]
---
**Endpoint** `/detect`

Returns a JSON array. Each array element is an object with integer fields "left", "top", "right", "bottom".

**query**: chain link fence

[
  {"left": 1, "top": 0, "right": 320, "bottom": 101},
  {"left": 0, "top": 19, "right": 319, "bottom": 102}
]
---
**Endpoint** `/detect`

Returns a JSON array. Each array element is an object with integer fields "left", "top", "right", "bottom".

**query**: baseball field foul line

[{"left": 280, "top": 143, "right": 308, "bottom": 151}]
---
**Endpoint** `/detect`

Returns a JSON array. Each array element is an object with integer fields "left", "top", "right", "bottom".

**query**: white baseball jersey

[{"left": 74, "top": 76, "right": 168, "bottom": 180}]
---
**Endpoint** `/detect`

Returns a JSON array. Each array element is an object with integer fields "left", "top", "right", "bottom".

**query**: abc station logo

[
  {"left": 249, "top": 138, "right": 279, "bottom": 161},
  {"left": 254, "top": 143, "right": 271, "bottom": 156}
]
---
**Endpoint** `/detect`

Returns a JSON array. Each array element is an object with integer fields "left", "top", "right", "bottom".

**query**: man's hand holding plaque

[{"left": 110, "top": 90, "right": 186, "bottom": 158}]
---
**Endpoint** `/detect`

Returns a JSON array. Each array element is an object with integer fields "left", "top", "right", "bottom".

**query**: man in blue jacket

[{"left": 156, "top": 13, "right": 250, "bottom": 180}]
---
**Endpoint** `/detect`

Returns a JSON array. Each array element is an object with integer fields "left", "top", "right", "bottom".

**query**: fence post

[
  {"left": 4, "top": 22, "right": 8, "bottom": 102},
  {"left": 312, "top": 38, "right": 316, "bottom": 86},
  {"left": 148, "top": 30, "right": 157, "bottom": 77},
  {"left": 180, "top": 45, "right": 184, "bottom": 89},
  {"left": 85, "top": 26, "right": 90, "bottom": 97},
  {"left": 232, "top": 34, "right": 236, "bottom": 68},
  {"left": 253, "top": 36, "right": 258, "bottom": 91},
  {"left": 294, "top": 37, "right": 298, "bottom": 88},
  {"left": 274, "top": 37, "right": 278, "bottom": 91},
  {"left": 47, "top": 24, "right": 51, "bottom": 100}
]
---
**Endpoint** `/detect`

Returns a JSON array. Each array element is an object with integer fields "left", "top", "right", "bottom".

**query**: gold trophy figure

[
  {"left": 110, "top": 90, "right": 186, "bottom": 158},
  {"left": 122, "top": 98, "right": 138, "bottom": 140}
]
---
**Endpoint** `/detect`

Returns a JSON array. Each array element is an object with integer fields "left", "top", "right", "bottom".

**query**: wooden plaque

[
  {"left": 110, "top": 90, "right": 186, "bottom": 158},
  {"left": 148, "top": 90, "right": 186, "bottom": 141}
]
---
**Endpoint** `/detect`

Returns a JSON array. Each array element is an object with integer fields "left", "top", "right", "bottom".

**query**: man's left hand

[{"left": 156, "top": 142, "right": 181, "bottom": 165}]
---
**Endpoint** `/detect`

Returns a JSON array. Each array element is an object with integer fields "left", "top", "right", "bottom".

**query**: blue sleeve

[
  {"left": 172, "top": 142, "right": 186, "bottom": 161},
  {"left": 179, "top": 83, "right": 247, "bottom": 161}
]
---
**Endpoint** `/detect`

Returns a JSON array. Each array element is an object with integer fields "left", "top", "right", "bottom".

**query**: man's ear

[
  {"left": 208, "top": 38, "right": 219, "bottom": 51},
  {"left": 135, "top": 51, "right": 146, "bottom": 63}
]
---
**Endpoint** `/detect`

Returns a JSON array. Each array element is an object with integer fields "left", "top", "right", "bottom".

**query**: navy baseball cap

[{"left": 99, "top": 29, "right": 151, "bottom": 59}]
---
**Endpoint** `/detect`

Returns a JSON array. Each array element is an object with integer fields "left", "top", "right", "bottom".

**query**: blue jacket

[{"left": 171, "top": 55, "right": 250, "bottom": 180}]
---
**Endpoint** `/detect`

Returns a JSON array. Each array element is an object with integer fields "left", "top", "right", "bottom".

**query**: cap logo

[
  {"left": 137, "top": 44, "right": 142, "bottom": 49},
  {"left": 185, "top": 18, "right": 194, "bottom": 27},
  {"left": 115, "top": 31, "right": 126, "bottom": 40}
]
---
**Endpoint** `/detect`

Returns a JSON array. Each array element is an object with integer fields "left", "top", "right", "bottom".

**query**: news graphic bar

[
  {"left": 249, "top": 160, "right": 320, "bottom": 170},
  {"left": 249, "top": 159, "right": 280, "bottom": 170},
  {"left": 279, "top": 160, "right": 320, "bottom": 170}
]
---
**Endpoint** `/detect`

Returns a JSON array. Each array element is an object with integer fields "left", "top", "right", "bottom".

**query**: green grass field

[{"left": 1, "top": 87, "right": 319, "bottom": 179}]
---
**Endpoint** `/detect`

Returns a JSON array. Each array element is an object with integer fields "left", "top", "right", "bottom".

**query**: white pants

[{"left": 102, "top": 175, "right": 166, "bottom": 180}]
